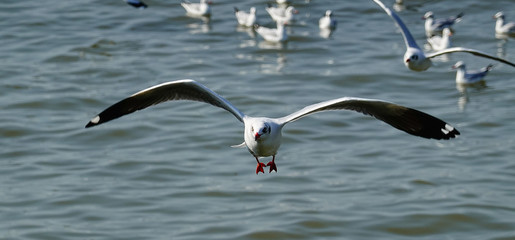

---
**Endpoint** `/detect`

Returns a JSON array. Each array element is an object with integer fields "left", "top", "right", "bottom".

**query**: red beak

[
  {"left": 254, "top": 133, "right": 261, "bottom": 140},
  {"left": 405, "top": 58, "right": 410, "bottom": 63}
]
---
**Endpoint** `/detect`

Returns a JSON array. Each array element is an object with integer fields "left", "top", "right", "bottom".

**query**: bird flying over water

[
  {"left": 86, "top": 80, "right": 460, "bottom": 174},
  {"left": 373, "top": 0, "right": 515, "bottom": 71}
]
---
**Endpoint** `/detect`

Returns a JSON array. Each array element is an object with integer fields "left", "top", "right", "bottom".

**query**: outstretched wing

[
  {"left": 373, "top": 0, "right": 421, "bottom": 49},
  {"left": 85, "top": 79, "right": 246, "bottom": 128},
  {"left": 426, "top": 47, "right": 515, "bottom": 67},
  {"left": 277, "top": 97, "right": 460, "bottom": 140}
]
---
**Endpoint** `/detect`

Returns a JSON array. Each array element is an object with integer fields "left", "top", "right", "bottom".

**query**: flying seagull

[
  {"left": 85, "top": 80, "right": 460, "bottom": 174},
  {"left": 372, "top": 0, "right": 515, "bottom": 71}
]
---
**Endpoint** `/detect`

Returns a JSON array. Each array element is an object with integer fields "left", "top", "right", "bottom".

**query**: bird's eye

[{"left": 251, "top": 127, "right": 254, "bottom": 132}]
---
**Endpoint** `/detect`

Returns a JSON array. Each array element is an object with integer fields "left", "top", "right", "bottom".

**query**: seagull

[
  {"left": 372, "top": 0, "right": 515, "bottom": 71},
  {"left": 234, "top": 7, "right": 257, "bottom": 28},
  {"left": 124, "top": 0, "right": 148, "bottom": 9},
  {"left": 266, "top": 4, "right": 298, "bottom": 24},
  {"left": 255, "top": 22, "right": 288, "bottom": 42},
  {"left": 493, "top": 12, "right": 515, "bottom": 36},
  {"left": 452, "top": 61, "right": 493, "bottom": 85},
  {"left": 85, "top": 79, "right": 460, "bottom": 174},
  {"left": 181, "top": 0, "right": 212, "bottom": 17},
  {"left": 427, "top": 27, "right": 452, "bottom": 51},
  {"left": 319, "top": 10, "right": 337, "bottom": 29},
  {"left": 423, "top": 11, "right": 464, "bottom": 37}
]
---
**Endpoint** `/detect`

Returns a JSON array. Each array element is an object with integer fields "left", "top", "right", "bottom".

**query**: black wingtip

[
  {"left": 85, "top": 116, "right": 100, "bottom": 128},
  {"left": 439, "top": 124, "right": 460, "bottom": 140},
  {"left": 457, "top": 12, "right": 465, "bottom": 18},
  {"left": 234, "top": 7, "right": 239, "bottom": 13}
]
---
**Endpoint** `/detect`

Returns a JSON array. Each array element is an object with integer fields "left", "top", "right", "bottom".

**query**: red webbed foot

[
  {"left": 256, "top": 162, "right": 266, "bottom": 174},
  {"left": 267, "top": 158, "right": 277, "bottom": 173}
]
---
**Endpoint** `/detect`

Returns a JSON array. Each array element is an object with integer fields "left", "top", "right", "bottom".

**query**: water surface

[{"left": 1, "top": 0, "right": 515, "bottom": 239}]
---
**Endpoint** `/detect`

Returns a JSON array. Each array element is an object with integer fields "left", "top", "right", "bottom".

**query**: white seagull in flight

[
  {"left": 85, "top": 80, "right": 460, "bottom": 174},
  {"left": 372, "top": 0, "right": 515, "bottom": 72}
]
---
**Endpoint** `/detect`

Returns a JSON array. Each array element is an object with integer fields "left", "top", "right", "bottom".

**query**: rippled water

[{"left": 1, "top": 0, "right": 515, "bottom": 239}]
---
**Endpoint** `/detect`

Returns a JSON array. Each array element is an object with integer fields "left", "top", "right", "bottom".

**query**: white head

[
  {"left": 250, "top": 7, "right": 256, "bottom": 14},
  {"left": 452, "top": 61, "right": 466, "bottom": 71},
  {"left": 285, "top": 6, "right": 299, "bottom": 16},
  {"left": 250, "top": 121, "right": 272, "bottom": 141},
  {"left": 423, "top": 11, "right": 434, "bottom": 20},
  {"left": 404, "top": 48, "right": 431, "bottom": 71},
  {"left": 243, "top": 118, "right": 282, "bottom": 157},
  {"left": 494, "top": 11, "right": 505, "bottom": 20},
  {"left": 325, "top": 10, "right": 333, "bottom": 17},
  {"left": 442, "top": 28, "right": 452, "bottom": 37}
]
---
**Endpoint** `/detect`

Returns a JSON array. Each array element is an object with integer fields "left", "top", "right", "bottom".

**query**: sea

[{"left": 1, "top": 0, "right": 515, "bottom": 239}]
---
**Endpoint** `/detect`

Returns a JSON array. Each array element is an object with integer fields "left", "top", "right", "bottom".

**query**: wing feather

[
  {"left": 85, "top": 79, "right": 245, "bottom": 128},
  {"left": 426, "top": 47, "right": 515, "bottom": 67},
  {"left": 373, "top": 0, "right": 420, "bottom": 49},
  {"left": 278, "top": 97, "right": 460, "bottom": 140}
]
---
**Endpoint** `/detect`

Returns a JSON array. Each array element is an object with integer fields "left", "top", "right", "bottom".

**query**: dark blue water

[{"left": 1, "top": 0, "right": 514, "bottom": 239}]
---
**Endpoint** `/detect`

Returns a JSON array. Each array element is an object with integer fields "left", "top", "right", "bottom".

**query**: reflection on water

[
  {"left": 3, "top": 1, "right": 515, "bottom": 239},
  {"left": 319, "top": 28, "right": 335, "bottom": 39},
  {"left": 259, "top": 53, "right": 287, "bottom": 73},
  {"left": 495, "top": 32, "right": 515, "bottom": 40},
  {"left": 496, "top": 38, "right": 508, "bottom": 58},
  {"left": 236, "top": 25, "right": 256, "bottom": 38},
  {"left": 186, "top": 15, "right": 211, "bottom": 34},
  {"left": 258, "top": 40, "right": 287, "bottom": 50},
  {"left": 456, "top": 81, "right": 487, "bottom": 111}
]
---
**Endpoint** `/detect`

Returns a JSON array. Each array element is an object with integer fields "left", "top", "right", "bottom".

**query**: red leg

[
  {"left": 267, "top": 156, "right": 277, "bottom": 173},
  {"left": 255, "top": 157, "right": 266, "bottom": 174}
]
